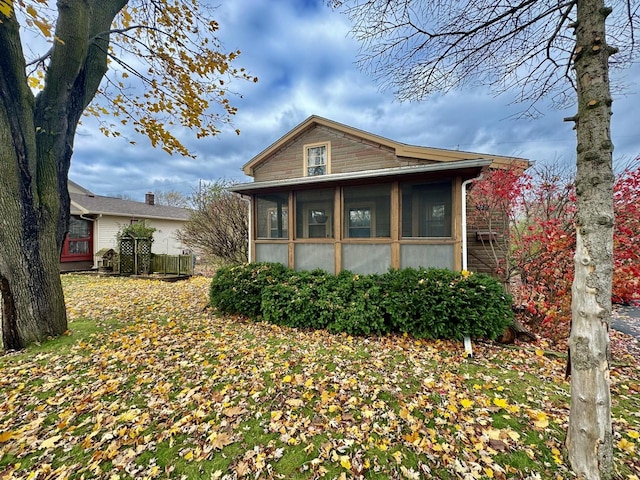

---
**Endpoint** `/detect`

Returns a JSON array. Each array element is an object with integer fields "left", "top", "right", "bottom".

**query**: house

[
  {"left": 231, "top": 115, "right": 528, "bottom": 275},
  {"left": 61, "top": 181, "right": 191, "bottom": 271}
]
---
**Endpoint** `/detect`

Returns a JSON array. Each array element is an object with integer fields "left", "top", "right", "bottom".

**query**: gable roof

[
  {"left": 68, "top": 179, "right": 94, "bottom": 195},
  {"left": 69, "top": 188, "right": 191, "bottom": 222},
  {"left": 242, "top": 115, "right": 529, "bottom": 177}
]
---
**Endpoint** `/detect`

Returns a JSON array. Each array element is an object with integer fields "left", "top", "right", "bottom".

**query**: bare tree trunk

[{"left": 566, "top": 0, "right": 615, "bottom": 477}]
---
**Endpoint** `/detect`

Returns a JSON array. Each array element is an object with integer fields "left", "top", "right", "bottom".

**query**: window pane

[
  {"left": 69, "top": 240, "right": 89, "bottom": 254},
  {"left": 296, "top": 189, "right": 334, "bottom": 239},
  {"left": 401, "top": 181, "right": 452, "bottom": 238},
  {"left": 68, "top": 216, "right": 91, "bottom": 238},
  {"left": 348, "top": 208, "right": 371, "bottom": 238},
  {"left": 343, "top": 184, "right": 391, "bottom": 238},
  {"left": 307, "top": 146, "right": 326, "bottom": 176},
  {"left": 257, "top": 194, "right": 289, "bottom": 239}
]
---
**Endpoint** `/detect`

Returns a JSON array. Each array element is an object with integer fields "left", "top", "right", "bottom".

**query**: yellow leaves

[
  {"left": 0, "top": 0, "right": 12, "bottom": 18},
  {"left": 618, "top": 438, "right": 635, "bottom": 454},
  {"left": 506, "top": 430, "right": 521, "bottom": 442},
  {"left": 285, "top": 398, "right": 304, "bottom": 408},
  {"left": 40, "top": 434, "right": 62, "bottom": 449},
  {"left": 460, "top": 398, "right": 474, "bottom": 409},
  {"left": 492, "top": 397, "right": 509, "bottom": 409},
  {"left": 551, "top": 447, "right": 564, "bottom": 465},
  {"left": 339, "top": 454, "right": 351, "bottom": 470},
  {"left": 4, "top": 275, "right": 628, "bottom": 478},
  {"left": 626, "top": 429, "right": 640, "bottom": 440},
  {"left": 530, "top": 410, "right": 550, "bottom": 429},
  {"left": 120, "top": 6, "right": 132, "bottom": 28},
  {"left": 117, "top": 409, "right": 140, "bottom": 422}
]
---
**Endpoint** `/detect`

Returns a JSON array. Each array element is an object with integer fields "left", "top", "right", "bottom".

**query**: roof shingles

[{"left": 70, "top": 193, "right": 191, "bottom": 221}]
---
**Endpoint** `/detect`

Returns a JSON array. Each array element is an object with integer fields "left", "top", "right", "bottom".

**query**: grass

[{"left": 0, "top": 274, "right": 638, "bottom": 479}]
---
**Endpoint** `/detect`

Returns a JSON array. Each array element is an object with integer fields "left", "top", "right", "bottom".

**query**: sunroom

[{"left": 231, "top": 116, "right": 528, "bottom": 275}]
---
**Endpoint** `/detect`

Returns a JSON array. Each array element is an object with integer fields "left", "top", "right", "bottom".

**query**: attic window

[{"left": 304, "top": 142, "right": 330, "bottom": 176}]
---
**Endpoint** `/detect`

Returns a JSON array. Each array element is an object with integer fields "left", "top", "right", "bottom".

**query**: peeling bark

[{"left": 566, "top": 0, "right": 615, "bottom": 477}]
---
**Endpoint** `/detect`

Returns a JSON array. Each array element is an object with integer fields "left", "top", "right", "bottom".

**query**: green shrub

[
  {"left": 381, "top": 268, "right": 513, "bottom": 340},
  {"left": 261, "top": 269, "right": 338, "bottom": 329},
  {"left": 209, "top": 262, "right": 288, "bottom": 318},
  {"left": 209, "top": 263, "right": 513, "bottom": 340},
  {"left": 327, "top": 272, "right": 390, "bottom": 336}
]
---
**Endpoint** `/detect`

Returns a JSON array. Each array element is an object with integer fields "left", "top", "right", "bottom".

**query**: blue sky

[{"left": 67, "top": 0, "right": 640, "bottom": 200}]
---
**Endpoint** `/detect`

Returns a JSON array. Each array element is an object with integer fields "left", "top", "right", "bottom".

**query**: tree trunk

[
  {"left": 0, "top": 10, "right": 66, "bottom": 350},
  {"left": 0, "top": 0, "right": 128, "bottom": 350},
  {"left": 0, "top": 53, "right": 67, "bottom": 349},
  {"left": 566, "top": 0, "right": 615, "bottom": 477}
]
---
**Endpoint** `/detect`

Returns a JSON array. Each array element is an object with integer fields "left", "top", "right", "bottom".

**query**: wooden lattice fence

[{"left": 118, "top": 235, "right": 152, "bottom": 275}]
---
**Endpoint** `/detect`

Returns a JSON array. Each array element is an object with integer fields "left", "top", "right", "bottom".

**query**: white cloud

[{"left": 67, "top": 0, "right": 639, "bottom": 197}]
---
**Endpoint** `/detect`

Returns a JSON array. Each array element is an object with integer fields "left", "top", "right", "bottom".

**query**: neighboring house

[
  {"left": 62, "top": 181, "right": 191, "bottom": 271},
  {"left": 231, "top": 115, "right": 528, "bottom": 275}
]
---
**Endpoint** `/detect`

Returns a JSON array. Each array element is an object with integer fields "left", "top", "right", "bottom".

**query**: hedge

[{"left": 210, "top": 263, "right": 513, "bottom": 340}]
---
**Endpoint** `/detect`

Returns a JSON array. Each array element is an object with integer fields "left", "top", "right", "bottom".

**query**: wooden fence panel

[{"left": 151, "top": 254, "right": 193, "bottom": 275}]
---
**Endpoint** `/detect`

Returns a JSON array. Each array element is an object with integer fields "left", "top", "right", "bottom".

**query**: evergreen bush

[
  {"left": 209, "top": 262, "right": 288, "bottom": 318},
  {"left": 209, "top": 263, "right": 513, "bottom": 340}
]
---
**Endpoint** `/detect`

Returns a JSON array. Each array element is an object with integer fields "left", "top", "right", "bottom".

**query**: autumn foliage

[
  {"left": 469, "top": 160, "right": 640, "bottom": 342},
  {"left": 0, "top": 275, "right": 637, "bottom": 479}
]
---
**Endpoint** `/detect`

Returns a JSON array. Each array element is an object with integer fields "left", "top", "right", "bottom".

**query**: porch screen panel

[
  {"left": 295, "top": 189, "right": 334, "bottom": 239},
  {"left": 343, "top": 184, "right": 391, "bottom": 238},
  {"left": 256, "top": 193, "right": 289, "bottom": 239},
  {"left": 400, "top": 244, "right": 454, "bottom": 270},
  {"left": 255, "top": 243, "right": 288, "bottom": 267},
  {"left": 401, "top": 181, "right": 452, "bottom": 238},
  {"left": 342, "top": 244, "right": 391, "bottom": 275},
  {"left": 294, "top": 244, "right": 335, "bottom": 274}
]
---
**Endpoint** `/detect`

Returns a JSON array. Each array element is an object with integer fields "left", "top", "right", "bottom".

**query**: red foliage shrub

[{"left": 470, "top": 159, "right": 640, "bottom": 343}]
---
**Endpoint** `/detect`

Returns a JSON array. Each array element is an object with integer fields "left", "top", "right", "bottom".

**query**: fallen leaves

[{"left": 0, "top": 274, "right": 637, "bottom": 479}]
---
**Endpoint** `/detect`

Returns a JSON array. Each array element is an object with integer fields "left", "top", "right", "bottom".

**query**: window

[
  {"left": 269, "top": 208, "right": 289, "bottom": 238},
  {"left": 296, "top": 189, "right": 334, "bottom": 239},
  {"left": 401, "top": 181, "right": 452, "bottom": 238},
  {"left": 348, "top": 207, "right": 372, "bottom": 238},
  {"left": 304, "top": 142, "right": 330, "bottom": 176},
  {"left": 307, "top": 208, "right": 330, "bottom": 238},
  {"left": 61, "top": 216, "right": 93, "bottom": 261},
  {"left": 256, "top": 193, "right": 289, "bottom": 239},
  {"left": 343, "top": 184, "right": 391, "bottom": 238}
]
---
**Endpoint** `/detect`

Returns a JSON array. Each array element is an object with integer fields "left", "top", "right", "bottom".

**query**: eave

[{"left": 231, "top": 158, "right": 493, "bottom": 195}]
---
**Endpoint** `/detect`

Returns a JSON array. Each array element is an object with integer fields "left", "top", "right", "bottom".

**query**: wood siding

[
  {"left": 253, "top": 125, "right": 435, "bottom": 182},
  {"left": 465, "top": 198, "right": 510, "bottom": 277}
]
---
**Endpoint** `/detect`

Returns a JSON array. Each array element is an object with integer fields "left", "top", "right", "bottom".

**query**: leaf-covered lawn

[{"left": 1, "top": 275, "right": 638, "bottom": 479}]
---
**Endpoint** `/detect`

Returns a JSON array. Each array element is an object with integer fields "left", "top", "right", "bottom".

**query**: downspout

[{"left": 461, "top": 174, "right": 483, "bottom": 357}]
